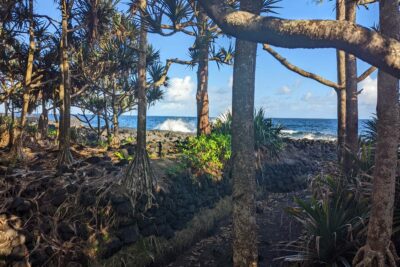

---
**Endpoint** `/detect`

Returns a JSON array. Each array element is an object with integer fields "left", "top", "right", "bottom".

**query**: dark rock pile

[{"left": 258, "top": 139, "right": 337, "bottom": 192}]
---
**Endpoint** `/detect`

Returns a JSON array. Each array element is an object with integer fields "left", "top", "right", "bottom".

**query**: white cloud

[
  {"left": 165, "top": 76, "right": 195, "bottom": 102},
  {"left": 358, "top": 76, "right": 377, "bottom": 107},
  {"left": 228, "top": 76, "right": 233, "bottom": 88},
  {"left": 302, "top": 91, "right": 313, "bottom": 101},
  {"left": 277, "top": 85, "right": 292, "bottom": 95}
]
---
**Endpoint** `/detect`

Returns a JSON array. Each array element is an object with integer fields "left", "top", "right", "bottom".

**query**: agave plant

[{"left": 281, "top": 176, "right": 369, "bottom": 267}]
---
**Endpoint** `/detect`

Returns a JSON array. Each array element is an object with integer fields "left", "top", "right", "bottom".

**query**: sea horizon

[{"left": 4, "top": 113, "right": 372, "bottom": 141}]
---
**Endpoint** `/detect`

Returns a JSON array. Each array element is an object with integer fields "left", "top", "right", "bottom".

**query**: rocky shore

[{"left": 0, "top": 129, "right": 337, "bottom": 266}]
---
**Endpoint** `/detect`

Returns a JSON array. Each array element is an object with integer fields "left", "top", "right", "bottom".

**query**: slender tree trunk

[
  {"left": 124, "top": 1, "right": 154, "bottom": 211},
  {"left": 196, "top": 8, "right": 211, "bottom": 136},
  {"left": 38, "top": 96, "right": 48, "bottom": 139},
  {"left": 353, "top": 1, "right": 400, "bottom": 266},
  {"left": 4, "top": 99, "right": 8, "bottom": 117},
  {"left": 57, "top": 0, "right": 73, "bottom": 166},
  {"left": 231, "top": 0, "right": 261, "bottom": 265},
  {"left": 343, "top": 0, "right": 358, "bottom": 175},
  {"left": 336, "top": 0, "right": 346, "bottom": 164},
  {"left": 111, "top": 90, "right": 120, "bottom": 147},
  {"left": 11, "top": 0, "right": 34, "bottom": 161},
  {"left": 7, "top": 100, "right": 14, "bottom": 149},
  {"left": 97, "top": 112, "right": 101, "bottom": 142},
  {"left": 104, "top": 107, "right": 111, "bottom": 143}
]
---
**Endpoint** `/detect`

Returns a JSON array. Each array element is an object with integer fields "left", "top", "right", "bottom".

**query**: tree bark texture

[
  {"left": 231, "top": 0, "right": 261, "bottom": 265},
  {"left": 353, "top": 0, "right": 400, "bottom": 266}
]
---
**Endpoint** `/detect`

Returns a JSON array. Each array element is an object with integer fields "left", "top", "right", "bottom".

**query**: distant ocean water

[
  {"left": 57, "top": 115, "right": 369, "bottom": 141},
  {"left": 15, "top": 113, "right": 370, "bottom": 141}
]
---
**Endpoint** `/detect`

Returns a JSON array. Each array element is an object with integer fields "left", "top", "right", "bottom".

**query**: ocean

[
  {"left": 83, "top": 115, "right": 370, "bottom": 141},
  {"left": 23, "top": 114, "right": 370, "bottom": 141}
]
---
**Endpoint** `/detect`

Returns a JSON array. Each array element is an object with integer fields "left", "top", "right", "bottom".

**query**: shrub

[
  {"left": 212, "top": 108, "right": 283, "bottom": 157},
  {"left": 181, "top": 133, "right": 231, "bottom": 179},
  {"left": 282, "top": 176, "right": 369, "bottom": 266}
]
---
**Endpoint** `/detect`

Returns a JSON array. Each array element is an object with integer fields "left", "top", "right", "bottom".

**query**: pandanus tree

[
  {"left": 122, "top": 0, "right": 171, "bottom": 210},
  {"left": 55, "top": 0, "right": 117, "bottom": 166},
  {"left": 78, "top": 13, "right": 165, "bottom": 147},
  {"left": 139, "top": 0, "right": 234, "bottom": 135},
  {"left": 353, "top": 1, "right": 400, "bottom": 266}
]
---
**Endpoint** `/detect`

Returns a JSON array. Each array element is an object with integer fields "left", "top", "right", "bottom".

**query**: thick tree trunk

[
  {"left": 124, "top": 1, "right": 154, "bottom": 211},
  {"left": 336, "top": 0, "right": 346, "bottom": 165},
  {"left": 343, "top": 1, "right": 358, "bottom": 176},
  {"left": 353, "top": 0, "right": 400, "bottom": 266},
  {"left": 57, "top": 0, "right": 73, "bottom": 167},
  {"left": 196, "top": 8, "right": 211, "bottom": 136},
  {"left": 199, "top": 0, "right": 400, "bottom": 77},
  {"left": 231, "top": 0, "right": 261, "bottom": 265},
  {"left": 11, "top": 0, "right": 34, "bottom": 161}
]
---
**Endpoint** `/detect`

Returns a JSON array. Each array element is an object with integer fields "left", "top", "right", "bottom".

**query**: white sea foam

[
  {"left": 155, "top": 119, "right": 196, "bottom": 133},
  {"left": 281, "top": 129, "right": 298, "bottom": 135}
]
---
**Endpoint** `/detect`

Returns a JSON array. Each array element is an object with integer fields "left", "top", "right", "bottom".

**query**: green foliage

[
  {"left": 361, "top": 115, "right": 377, "bottom": 144},
  {"left": 213, "top": 108, "right": 284, "bottom": 157},
  {"left": 121, "top": 136, "right": 135, "bottom": 145},
  {"left": 114, "top": 150, "right": 132, "bottom": 161},
  {"left": 47, "top": 126, "right": 57, "bottom": 138},
  {"left": 181, "top": 133, "right": 231, "bottom": 179},
  {"left": 282, "top": 176, "right": 369, "bottom": 266},
  {"left": 25, "top": 123, "right": 38, "bottom": 136}
]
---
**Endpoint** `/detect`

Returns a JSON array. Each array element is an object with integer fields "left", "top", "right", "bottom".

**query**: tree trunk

[
  {"left": 4, "top": 99, "right": 8, "bottom": 116},
  {"left": 343, "top": 0, "right": 358, "bottom": 175},
  {"left": 353, "top": 0, "right": 400, "bottom": 266},
  {"left": 124, "top": 0, "right": 154, "bottom": 211},
  {"left": 335, "top": 0, "right": 346, "bottom": 164},
  {"left": 196, "top": 8, "right": 211, "bottom": 136},
  {"left": 7, "top": 100, "right": 14, "bottom": 149},
  {"left": 97, "top": 112, "right": 101, "bottom": 142},
  {"left": 231, "top": 0, "right": 261, "bottom": 265},
  {"left": 38, "top": 96, "right": 48, "bottom": 139},
  {"left": 10, "top": 0, "right": 34, "bottom": 161},
  {"left": 111, "top": 90, "right": 120, "bottom": 148},
  {"left": 57, "top": 0, "right": 73, "bottom": 167}
]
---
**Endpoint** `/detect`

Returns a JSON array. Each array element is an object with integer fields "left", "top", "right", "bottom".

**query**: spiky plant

[
  {"left": 212, "top": 108, "right": 283, "bottom": 157},
  {"left": 282, "top": 176, "right": 369, "bottom": 266}
]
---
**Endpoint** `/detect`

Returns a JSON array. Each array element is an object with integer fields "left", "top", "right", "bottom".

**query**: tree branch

[
  {"left": 263, "top": 44, "right": 342, "bottom": 90},
  {"left": 199, "top": 0, "right": 400, "bottom": 77},
  {"left": 357, "top": 66, "right": 377, "bottom": 82}
]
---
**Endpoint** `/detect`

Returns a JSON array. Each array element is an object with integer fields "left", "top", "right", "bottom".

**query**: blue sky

[{"left": 6, "top": 0, "right": 380, "bottom": 119}]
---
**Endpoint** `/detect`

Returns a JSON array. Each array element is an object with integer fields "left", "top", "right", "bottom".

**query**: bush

[
  {"left": 212, "top": 108, "right": 283, "bottom": 158},
  {"left": 181, "top": 133, "right": 231, "bottom": 179},
  {"left": 282, "top": 176, "right": 369, "bottom": 266}
]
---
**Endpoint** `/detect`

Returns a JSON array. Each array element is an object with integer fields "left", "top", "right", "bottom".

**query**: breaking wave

[
  {"left": 155, "top": 119, "right": 196, "bottom": 133},
  {"left": 281, "top": 130, "right": 336, "bottom": 141}
]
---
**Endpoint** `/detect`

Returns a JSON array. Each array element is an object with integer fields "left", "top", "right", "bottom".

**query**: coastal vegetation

[{"left": 0, "top": 0, "right": 399, "bottom": 266}]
